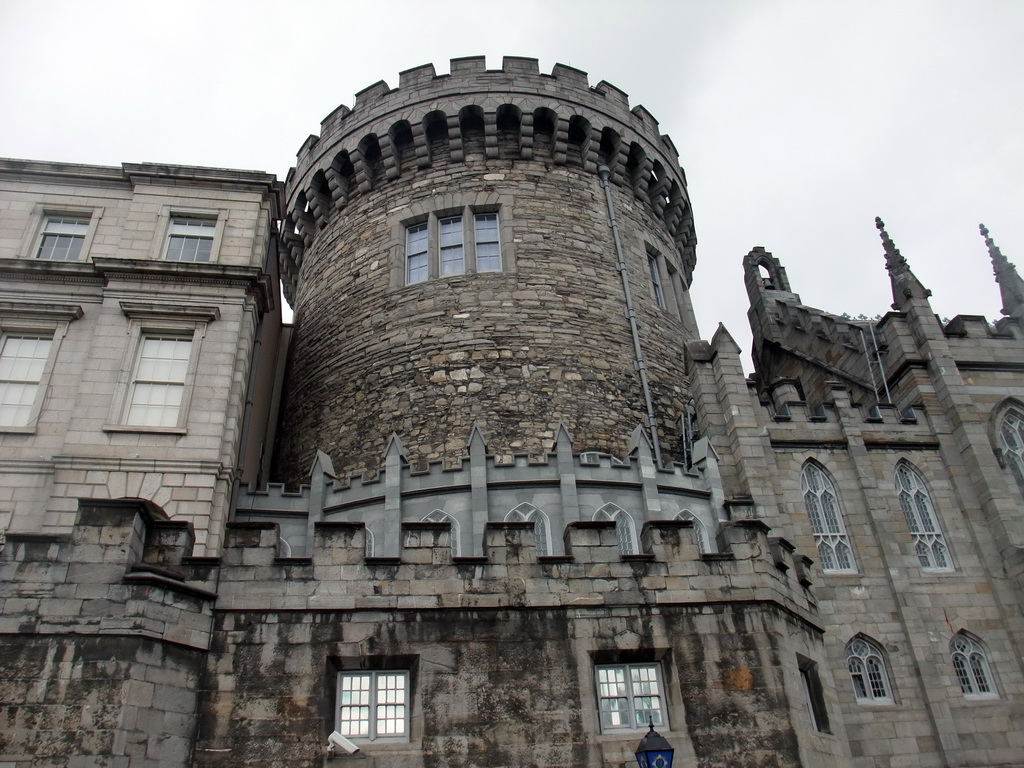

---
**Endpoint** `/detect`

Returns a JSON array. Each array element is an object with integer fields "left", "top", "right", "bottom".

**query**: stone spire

[
  {"left": 876, "top": 217, "right": 931, "bottom": 309},
  {"left": 980, "top": 223, "right": 1024, "bottom": 317}
]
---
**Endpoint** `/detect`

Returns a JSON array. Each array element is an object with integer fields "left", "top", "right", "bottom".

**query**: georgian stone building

[{"left": 1, "top": 57, "right": 1022, "bottom": 768}]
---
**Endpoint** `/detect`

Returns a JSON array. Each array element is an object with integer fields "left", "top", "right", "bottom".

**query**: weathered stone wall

[
  {"left": 192, "top": 518, "right": 841, "bottom": 768},
  {"left": 274, "top": 58, "right": 697, "bottom": 484},
  {"left": 0, "top": 499, "right": 216, "bottom": 768}
]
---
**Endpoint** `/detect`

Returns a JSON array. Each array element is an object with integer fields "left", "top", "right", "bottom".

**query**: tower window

[
  {"left": 402, "top": 208, "right": 504, "bottom": 285},
  {"left": 999, "top": 409, "right": 1024, "bottom": 497},
  {"left": 648, "top": 252, "right": 665, "bottom": 308},
  {"left": 406, "top": 223, "right": 429, "bottom": 284},
  {"left": 474, "top": 213, "right": 501, "bottom": 271},
  {"left": 37, "top": 216, "right": 89, "bottom": 260},
  {"left": 166, "top": 218, "right": 216, "bottom": 262},
  {"left": 439, "top": 216, "right": 464, "bottom": 275}
]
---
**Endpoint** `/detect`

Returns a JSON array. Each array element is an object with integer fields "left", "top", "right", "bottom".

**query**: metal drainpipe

[{"left": 598, "top": 164, "right": 663, "bottom": 467}]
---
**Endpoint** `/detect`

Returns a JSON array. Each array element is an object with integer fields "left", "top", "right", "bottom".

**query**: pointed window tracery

[
  {"left": 800, "top": 462, "right": 856, "bottom": 573},
  {"left": 895, "top": 462, "right": 952, "bottom": 570},
  {"left": 674, "top": 510, "right": 710, "bottom": 554},
  {"left": 423, "top": 510, "right": 460, "bottom": 556},
  {"left": 594, "top": 504, "right": 637, "bottom": 555},
  {"left": 1000, "top": 409, "right": 1024, "bottom": 496},
  {"left": 846, "top": 637, "right": 893, "bottom": 703},
  {"left": 950, "top": 633, "right": 997, "bottom": 698},
  {"left": 505, "top": 503, "right": 550, "bottom": 556}
]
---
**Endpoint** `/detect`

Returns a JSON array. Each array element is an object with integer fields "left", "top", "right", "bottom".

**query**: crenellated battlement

[
  {"left": 212, "top": 515, "right": 820, "bottom": 623},
  {"left": 280, "top": 57, "right": 695, "bottom": 303}
]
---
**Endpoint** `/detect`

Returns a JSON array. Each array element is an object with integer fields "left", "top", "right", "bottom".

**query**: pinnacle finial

[
  {"left": 980, "top": 223, "right": 1024, "bottom": 316},
  {"left": 876, "top": 217, "right": 931, "bottom": 307}
]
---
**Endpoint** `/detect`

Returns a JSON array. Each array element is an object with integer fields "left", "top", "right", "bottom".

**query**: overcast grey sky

[{"left": 2, "top": 0, "right": 1021, "bottom": 372}]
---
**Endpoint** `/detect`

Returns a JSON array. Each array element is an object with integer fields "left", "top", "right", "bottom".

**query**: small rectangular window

[
  {"left": 798, "top": 657, "right": 830, "bottom": 733},
  {"left": 37, "top": 216, "right": 89, "bottom": 260},
  {"left": 596, "top": 663, "right": 666, "bottom": 731},
  {"left": 126, "top": 336, "right": 193, "bottom": 427},
  {"left": 406, "top": 224, "right": 428, "bottom": 284},
  {"left": 474, "top": 213, "right": 501, "bottom": 271},
  {"left": 439, "top": 216, "right": 464, "bottom": 275},
  {"left": 166, "top": 218, "right": 216, "bottom": 262},
  {"left": 648, "top": 253, "right": 665, "bottom": 309},
  {"left": 337, "top": 670, "right": 409, "bottom": 741},
  {"left": 0, "top": 335, "right": 53, "bottom": 426}
]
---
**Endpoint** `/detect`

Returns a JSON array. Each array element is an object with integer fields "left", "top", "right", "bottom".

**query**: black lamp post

[{"left": 634, "top": 721, "right": 674, "bottom": 768}]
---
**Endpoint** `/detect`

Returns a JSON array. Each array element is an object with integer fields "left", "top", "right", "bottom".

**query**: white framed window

[
  {"left": 474, "top": 213, "right": 501, "bottom": 271},
  {"left": 895, "top": 462, "right": 952, "bottom": 571},
  {"left": 126, "top": 335, "right": 193, "bottom": 427},
  {"left": 999, "top": 409, "right": 1024, "bottom": 496},
  {"left": 406, "top": 224, "right": 429, "bottom": 284},
  {"left": 439, "top": 216, "right": 464, "bottom": 275},
  {"left": 595, "top": 663, "right": 666, "bottom": 732},
  {"left": 337, "top": 670, "right": 409, "bottom": 742},
  {"left": 166, "top": 218, "right": 216, "bottom": 262},
  {"left": 106, "top": 301, "right": 217, "bottom": 434},
  {"left": 402, "top": 208, "right": 504, "bottom": 285},
  {"left": 505, "top": 502, "right": 551, "bottom": 556},
  {"left": 648, "top": 252, "right": 665, "bottom": 309},
  {"left": 950, "top": 633, "right": 997, "bottom": 699},
  {"left": 801, "top": 462, "right": 856, "bottom": 573},
  {"left": 846, "top": 637, "right": 893, "bottom": 704},
  {"left": 37, "top": 216, "right": 90, "bottom": 260},
  {"left": 594, "top": 503, "right": 637, "bottom": 555},
  {"left": 0, "top": 334, "right": 53, "bottom": 427}
]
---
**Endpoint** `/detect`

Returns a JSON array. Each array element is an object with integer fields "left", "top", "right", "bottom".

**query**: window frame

[
  {"left": 165, "top": 217, "right": 217, "bottom": 263},
  {"left": 400, "top": 206, "right": 507, "bottom": 285},
  {"left": 36, "top": 215, "right": 91, "bottom": 261},
  {"left": 894, "top": 462, "right": 953, "bottom": 571},
  {"left": 845, "top": 637, "right": 894, "bottom": 704},
  {"left": 104, "top": 301, "right": 218, "bottom": 435},
  {"left": 505, "top": 502, "right": 551, "bottom": 556},
  {"left": 152, "top": 208, "right": 226, "bottom": 264},
  {"left": 0, "top": 303, "right": 80, "bottom": 433},
  {"left": 797, "top": 655, "right": 831, "bottom": 733},
  {"left": 335, "top": 669, "right": 411, "bottom": 743},
  {"left": 998, "top": 407, "right": 1024, "bottom": 497},
  {"left": 950, "top": 633, "right": 998, "bottom": 700},
  {"left": 594, "top": 662, "right": 668, "bottom": 733},
  {"left": 22, "top": 205, "right": 102, "bottom": 262},
  {"left": 800, "top": 461, "right": 857, "bottom": 574},
  {"left": 594, "top": 503, "right": 638, "bottom": 555}
]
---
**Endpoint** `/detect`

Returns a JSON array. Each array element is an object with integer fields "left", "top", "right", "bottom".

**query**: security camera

[{"left": 326, "top": 730, "right": 360, "bottom": 757}]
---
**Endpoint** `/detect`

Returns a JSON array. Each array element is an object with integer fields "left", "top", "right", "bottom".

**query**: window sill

[{"left": 103, "top": 424, "right": 187, "bottom": 435}]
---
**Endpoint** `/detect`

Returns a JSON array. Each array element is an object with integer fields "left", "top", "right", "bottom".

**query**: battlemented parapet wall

[
  {"left": 193, "top": 515, "right": 841, "bottom": 768},
  {"left": 0, "top": 499, "right": 217, "bottom": 767},
  {"left": 274, "top": 58, "right": 699, "bottom": 482}
]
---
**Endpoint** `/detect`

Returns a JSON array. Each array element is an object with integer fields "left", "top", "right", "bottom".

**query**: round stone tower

[{"left": 274, "top": 56, "right": 697, "bottom": 482}]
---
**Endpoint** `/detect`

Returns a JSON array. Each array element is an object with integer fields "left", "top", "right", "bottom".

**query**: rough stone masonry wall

[
  {"left": 0, "top": 499, "right": 216, "bottom": 768},
  {"left": 192, "top": 519, "right": 844, "bottom": 768},
  {"left": 275, "top": 156, "right": 693, "bottom": 483}
]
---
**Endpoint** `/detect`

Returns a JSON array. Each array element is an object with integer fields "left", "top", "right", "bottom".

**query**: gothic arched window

[
  {"left": 800, "top": 462, "right": 856, "bottom": 573},
  {"left": 505, "top": 503, "right": 551, "bottom": 556},
  {"left": 675, "top": 510, "right": 710, "bottom": 554},
  {"left": 999, "top": 409, "right": 1024, "bottom": 495},
  {"left": 422, "top": 510, "right": 460, "bottom": 557},
  {"left": 846, "top": 637, "right": 893, "bottom": 703},
  {"left": 950, "top": 633, "right": 997, "bottom": 698},
  {"left": 594, "top": 504, "right": 637, "bottom": 555},
  {"left": 894, "top": 463, "right": 952, "bottom": 570}
]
